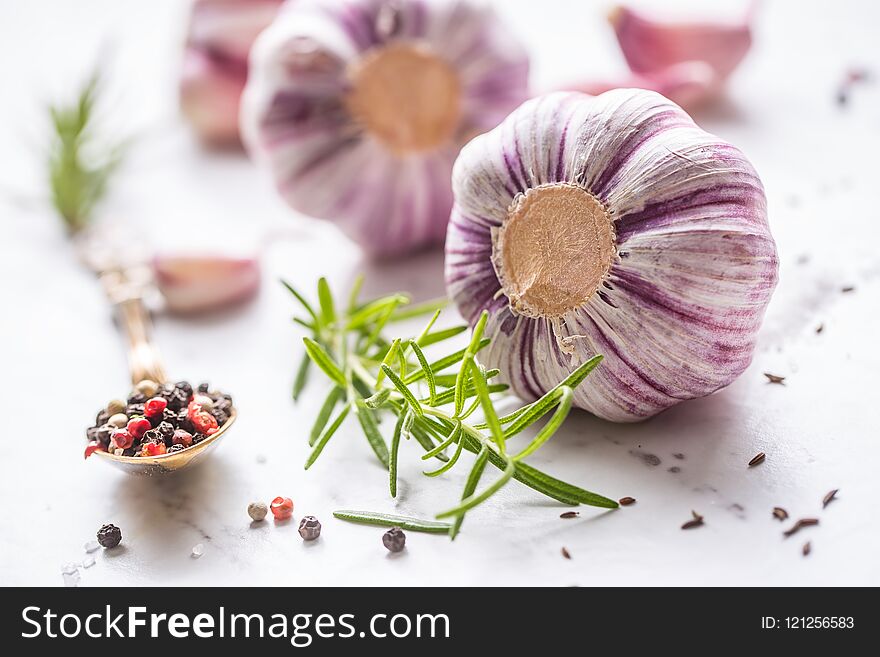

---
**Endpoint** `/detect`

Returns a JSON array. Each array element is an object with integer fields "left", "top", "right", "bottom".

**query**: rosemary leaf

[
  {"left": 309, "top": 386, "right": 342, "bottom": 446},
  {"left": 402, "top": 339, "right": 491, "bottom": 384},
  {"left": 408, "top": 341, "right": 437, "bottom": 404},
  {"left": 389, "top": 414, "right": 405, "bottom": 498},
  {"left": 468, "top": 359, "right": 505, "bottom": 451},
  {"left": 317, "top": 277, "right": 336, "bottom": 325},
  {"left": 303, "top": 338, "right": 346, "bottom": 387},
  {"left": 421, "top": 420, "right": 461, "bottom": 460},
  {"left": 424, "top": 434, "right": 465, "bottom": 477},
  {"left": 355, "top": 404, "right": 390, "bottom": 467},
  {"left": 281, "top": 280, "right": 319, "bottom": 324},
  {"left": 381, "top": 364, "right": 423, "bottom": 416},
  {"left": 513, "top": 387, "right": 573, "bottom": 461},
  {"left": 292, "top": 352, "right": 311, "bottom": 402},
  {"left": 449, "top": 445, "right": 490, "bottom": 539},
  {"left": 333, "top": 510, "right": 451, "bottom": 534},
  {"left": 305, "top": 403, "right": 351, "bottom": 469}
]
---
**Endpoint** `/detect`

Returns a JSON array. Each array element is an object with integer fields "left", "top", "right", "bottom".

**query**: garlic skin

[
  {"left": 609, "top": 4, "right": 753, "bottom": 83},
  {"left": 180, "top": 0, "right": 283, "bottom": 145},
  {"left": 153, "top": 254, "right": 260, "bottom": 314},
  {"left": 241, "top": 0, "right": 529, "bottom": 258},
  {"left": 445, "top": 90, "right": 778, "bottom": 422}
]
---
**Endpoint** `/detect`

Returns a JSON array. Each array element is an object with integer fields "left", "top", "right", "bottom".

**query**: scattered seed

[
  {"left": 748, "top": 452, "right": 766, "bottom": 467},
  {"left": 822, "top": 489, "right": 839, "bottom": 508},
  {"left": 298, "top": 516, "right": 322, "bottom": 541},
  {"left": 772, "top": 507, "right": 789, "bottom": 521},
  {"left": 841, "top": 285, "right": 855, "bottom": 293},
  {"left": 783, "top": 518, "right": 819, "bottom": 538},
  {"left": 763, "top": 373, "right": 785, "bottom": 385},
  {"left": 618, "top": 496, "right": 636, "bottom": 506},
  {"left": 96, "top": 524, "right": 122, "bottom": 549},
  {"left": 248, "top": 501, "right": 268, "bottom": 522},
  {"left": 561, "top": 547, "right": 572, "bottom": 559},
  {"left": 682, "top": 510, "right": 704, "bottom": 530},
  {"left": 815, "top": 324, "right": 824, "bottom": 334},
  {"left": 802, "top": 541, "right": 811, "bottom": 556},
  {"left": 383, "top": 527, "right": 406, "bottom": 553},
  {"left": 560, "top": 511, "right": 579, "bottom": 519}
]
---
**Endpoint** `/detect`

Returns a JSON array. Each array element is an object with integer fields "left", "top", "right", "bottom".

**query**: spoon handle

[{"left": 116, "top": 296, "right": 167, "bottom": 385}]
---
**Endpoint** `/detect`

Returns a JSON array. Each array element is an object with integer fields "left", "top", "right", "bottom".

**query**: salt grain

[
  {"left": 191, "top": 543, "right": 205, "bottom": 558},
  {"left": 82, "top": 554, "right": 96, "bottom": 569},
  {"left": 83, "top": 540, "right": 100, "bottom": 553},
  {"left": 61, "top": 563, "right": 80, "bottom": 587}
]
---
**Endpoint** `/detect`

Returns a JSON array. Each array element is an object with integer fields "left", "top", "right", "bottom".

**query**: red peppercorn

[
  {"left": 172, "top": 429, "right": 193, "bottom": 447},
  {"left": 83, "top": 440, "right": 105, "bottom": 459},
  {"left": 126, "top": 417, "right": 151, "bottom": 439},
  {"left": 270, "top": 496, "right": 294, "bottom": 520},
  {"left": 140, "top": 441, "right": 167, "bottom": 457},
  {"left": 191, "top": 411, "right": 218, "bottom": 435},
  {"left": 144, "top": 397, "right": 167, "bottom": 418},
  {"left": 110, "top": 429, "right": 134, "bottom": 450}
]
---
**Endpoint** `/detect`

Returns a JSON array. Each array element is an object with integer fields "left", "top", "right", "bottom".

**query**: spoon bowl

[{"left": 94, "top": 409, "right": 236, "bottom": 475}]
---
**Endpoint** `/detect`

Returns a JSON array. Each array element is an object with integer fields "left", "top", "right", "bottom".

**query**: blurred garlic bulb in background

[
  {"left": 180, "top": 0, "right": 283, "bottom": 145},
  {"left": 446, "top": 90, "right": 778, "bottom": 422},
  {"left": 241, "top": 0, "right": 529, "bottom": 258}
]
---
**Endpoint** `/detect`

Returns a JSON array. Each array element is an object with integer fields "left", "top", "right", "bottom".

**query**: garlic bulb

[
  {"left": 180, "top": 0, "right": 283, "bottom": 145},
  {"left": 241, "top": 0, "right": 529, "bottom": 257},
  {"left": 445, "top": 90, "right": 778, "bottom": 422}
]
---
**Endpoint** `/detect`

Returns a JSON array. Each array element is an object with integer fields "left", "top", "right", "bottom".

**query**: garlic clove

[
  {"left": 446, "top": 90, "right": 778, "bottom": 422},
  {"left": 567, "top": 61, "right": 719, "bottom": 111},
  {"left": 608, "top": 4, "right": 753, "bottom": 82},
  {"left": 180, "top": 0, "right": 284, "bottom": 146},
  {"left": 153, "top": 254, "right": 260, "bottom": 315},
  {"left": 241, "top": 0, "right": 530, "bottom": 258}
]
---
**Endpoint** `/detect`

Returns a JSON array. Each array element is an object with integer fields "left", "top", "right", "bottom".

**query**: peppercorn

[
  {"left": 135, "top": 379, "right": 159, "bottom": 397},
  {"left": 177, "top": 409, "right": 194, "bottom": 432},
  {"left": 212, "top": 408, "right": 229, "bottom": 426},
  {"left": 167, "top": 444, "right": 185, "bottom": 454},
  {"left": 106, "top": 399, "right": 127, "bottom": 416},
  {"left": 107, "top": 413, "right": 129, "bottom": 428},
  {"left": 162, "top": 407, "right": 178, "bottom": 424},
  {"left": 197, "top": 382, "right": 210, "bottom": 393},
  {"left": 126, "top": 403, "right": 145, "bottom": 417},
  {"left": 95, "top": 425, "right": 112, "bottom": 447},
  {"left": 167, "top": 388, "right": 189, "bottom": 412},
  {"left": 270, "top": 496, "right": 294, "bottom": 520},
  {"left": 96, "top": 524, "right": 122, "bottom": 549},
  {"left": 382, "top": 527, "right": 406, "bottom": 552},
  {"left": 172, "top": 429, "right": 193, "bottom": 447},
  {"left": 142, "top": 428, "right": 160, "bottom": 444},
  {"left": 86, "top": 426, "right": 98, "bottom": 441},
  {"left": 127, "top": 391, "right": 148, "bottom": 405},
  {"left": 298, "top": 516, "right": 322, "bottom": 541},
  {"left": 248, "top": 502, "right": 268, "bottom": 522},
  {"left": 95, "top": 409, "right": 111, "bottom": 427},
  {"left": 157, "top": 421, "right": 175, "bottom": 442},
  {"left": 175, "top": 381, "right": 193, "bottom": 397}
]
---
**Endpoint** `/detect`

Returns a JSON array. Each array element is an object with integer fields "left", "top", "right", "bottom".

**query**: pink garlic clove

[
  {"left": 180, "top": 0, "right": 284, "bottom": 146},
  {"left": 609, "top": 4, "right": 753, "bottom": 81},
  {"left": 153, "top": 254, "right": 260, "bottom": 314},
  {"left": 568, "top": 61, "right": 719, "bottom": 111}
]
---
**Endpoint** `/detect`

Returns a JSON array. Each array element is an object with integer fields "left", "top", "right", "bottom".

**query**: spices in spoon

[{"left": 84, "top": 380, "right": 234, "bottom": 458}]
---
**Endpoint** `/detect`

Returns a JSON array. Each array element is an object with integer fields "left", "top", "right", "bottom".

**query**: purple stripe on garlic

[
  {"left": 445, "top": 90, "right": 778, "bottom": 422},
  {"left": 241, "top": 0, "right": 529, "bottom": 257}
]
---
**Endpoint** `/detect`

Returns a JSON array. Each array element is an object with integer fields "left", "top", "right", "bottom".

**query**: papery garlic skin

[
  {"left": 446, "top": 90, "right": 778, "bottom": 422},
  {"left": 153, "top": 255, "right": 260, "bottom": 314},
  {"left": 241, "top": 0, "right": 529, "bottom": 257},
  {"left": 609, "top": 4, "right": 753, "bottom": 82},
  {"left": 180, "top": 0, "right": 284, "bottom": 145}
]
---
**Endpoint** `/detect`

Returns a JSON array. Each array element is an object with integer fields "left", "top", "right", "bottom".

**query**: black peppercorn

[
  {"left": 197, "top": 382, "right": 210, "bottom": 393},
  {"left": 95, "top": 425, "right": 112, "bottom": 446},
  {"left": 162, "top": 408, "right": 178, "bottom": 426},
  {"left": 86, "top": 426, "right": 98, "bottom": 441},
  {"left": 142, "top": 428, "right": 160, "bottom": 444},
  {"left": 159, "top": 382, "right": 175, "bottom": 397},
  {"left": 126, "top": 403, "right": 145, "bottom": 417},
  {"left": 127, "top": 392, "right": 147, "bottom": 405},
  {"left": 298, "top": 516, "right": 322, "bottom": 541},
  {"left": 167, "top": 388, "right": 189, "bottom": 411},
  {"left": 95, "top": 409, "right": 111, "bottom": 427},
  {"left": 157, "top": 421, "right": 175, "bottom": 441},
  {"left": 175, "top": 381, "right": 193, "bottom": 397},
  {"left": 167, "top": 444, "right": 185, "bottom": 454},
  {"left": 382, "top": 527, "right": 406, "bottom": 552},
  {"left": 212, "top": 409, "right": 229, "bottom": 426},
  {"left": 192, "top": 433, "right": 207, "bottom": 444},
  {"left": 177, "top": 409, "right": 193, "bottom": 432},
  {"left": 97, "top": 524, "right": 122, "bottom": 549}
]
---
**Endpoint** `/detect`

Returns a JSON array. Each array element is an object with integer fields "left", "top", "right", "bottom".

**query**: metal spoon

[{"left": 92, "top": 265, "right": 235, "bottom": 475}]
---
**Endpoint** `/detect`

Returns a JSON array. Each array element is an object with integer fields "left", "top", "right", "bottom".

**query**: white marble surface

[{"left": 1, "top": 0, "right": 879, "bottom": 586}]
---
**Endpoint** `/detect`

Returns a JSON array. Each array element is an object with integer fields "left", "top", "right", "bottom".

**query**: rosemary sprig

[
  {"left": 47, "top": 71, "right": 125, "bottom": 233},
  {"left": 285, "top": 278, "right": 617, "bottom": 539}
]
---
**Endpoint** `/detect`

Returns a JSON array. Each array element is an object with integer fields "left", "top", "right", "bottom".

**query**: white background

[{"left": 0, "top": 0, "right": 878, "bottom": 586}]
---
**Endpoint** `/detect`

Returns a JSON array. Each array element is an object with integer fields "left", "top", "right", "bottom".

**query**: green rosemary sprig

[
  {"left": 285, "top": 277, "right": 617, "bottom": 539},
  {"left": 47, "top": 72, "right": 125, "bottom": 233}
]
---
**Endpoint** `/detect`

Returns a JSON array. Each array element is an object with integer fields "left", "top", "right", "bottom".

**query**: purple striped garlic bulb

[
  {"left": 240, "top": 0, "right": 529, "bottom": 257},
  {"left": 446, "top": 90, "right": 778, "bottom": 422},
  {"left": 180, "top": 0, "right": 283, "bottom": 145}
]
